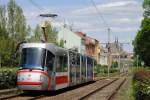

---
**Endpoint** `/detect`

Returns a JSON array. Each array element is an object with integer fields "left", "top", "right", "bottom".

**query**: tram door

[
  {"left": 69, "top": 51, "right": 77, "bottom": 85},
  {"left": 45, "top": 50, "right": 55, "bottom": 89}
]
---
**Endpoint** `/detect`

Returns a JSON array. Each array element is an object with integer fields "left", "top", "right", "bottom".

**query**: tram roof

[
  {"left": 21, "top": 43, "right": 67, "bottom": 56},
  {"left": 21, "top": 43, "right": 96, "bottom": 59}
]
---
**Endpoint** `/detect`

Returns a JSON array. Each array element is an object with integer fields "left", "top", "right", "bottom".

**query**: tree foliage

[
  {"left": 0, "top": 0, "right": 28, "bottom": 67},
  {"left": 0, "top": 0, "right": 59, "bottom": 67},
  {"left": 143, "top": 0, "right": 150, "bottom": 18},
  {"left": 31, "top": 21, "right": 58, "bottom": 44},
  {"left": 43, "top": 21, "right": 58, "bottom": 43},
  {"left": 134, "top": 0, "right": 150, "bottom": 66},
  {"left": 31, "top": 24, "right": 42, "bottom": 42},
  {"left": 7, "top": 0, "right": 27, "bottom": 41}
]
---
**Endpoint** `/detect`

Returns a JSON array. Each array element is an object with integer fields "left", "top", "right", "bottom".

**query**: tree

[
  {"left": 31, "top": 21, "right": 58, "bottom": 44},
  {"left": 0, "top": 5, "right": 7, "bottom": 37},
  {"left": 32, "top": 24, "right": 42, "bottom": 42},
  {"left": 44, "top": 21, "right": 58, "bottom": 43},
  {"left": 0, "top": 0, "right": 29, "bottom": 67},
  {"left": 143, "top": 0, "right": 150, "bottom": 18},
  {"left": 7, "top": 0, "right": 27, "bottom": 41},
  {"left": 134, "top": 0, "right": 150, "bottom": 66}
]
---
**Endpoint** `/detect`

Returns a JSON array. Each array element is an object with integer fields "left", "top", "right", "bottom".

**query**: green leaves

[
  {"left": 0, "top": 0, "right": 30, "bottom": 67},
  {"left": 7, "top": 0, "right": 28, "bottom": 41},
  {"left": 134, "top": 0, "right": 150, "bottom": 66},
  {"left": 0, "top": 68, "right": 18, "bottom": 89},
  {"left": 134, "top": 18, "right": 150, "bottom": 66},
  {"left": 30, "top": 21, "right": 58, "bottom": 44},
  {"left": 133, "top": 69, "right": 150, "bottom": 99},
  {"left": 143, "top": 0, "right": 150, "bottom": 18}
]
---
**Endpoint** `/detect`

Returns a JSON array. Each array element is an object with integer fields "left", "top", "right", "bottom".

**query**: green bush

[
  {"left": 0, "top": 67, "right": 18, "bottom": 89},
  {"left": 94, "top": 64, "right": 118, "bottom": 75},
  {"left": 133, "top": 69, "right": 150, "bottom": 100}
]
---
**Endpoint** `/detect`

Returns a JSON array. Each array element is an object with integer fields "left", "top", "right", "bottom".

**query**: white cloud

[
  {"left": 66, "top": 0, "right": 143, "bottom": 35},
  {"left": 23, "top": 0, "right": 143, "bottom": 52},
  {"left": 71, "top": 0, "right": 142, "bottom": 15}
]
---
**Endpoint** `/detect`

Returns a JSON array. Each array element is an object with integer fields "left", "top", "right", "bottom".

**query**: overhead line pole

[
  {"left": 90, "top": 0, "right": 112, "bottom": 78},
  {"left": 107, "top": 28, "right": 111, "bottom": 78}
]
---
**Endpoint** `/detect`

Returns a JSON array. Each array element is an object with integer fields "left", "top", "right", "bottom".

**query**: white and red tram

[{"left": 17, "top": 43, "right": 95, "bottom": 91}]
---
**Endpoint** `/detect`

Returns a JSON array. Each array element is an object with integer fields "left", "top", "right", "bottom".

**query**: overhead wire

[
  {"left": 90, "top": 0, "right": 110, "bottom": 29},
  {"left": 29, "top": 0, "right": 46, "bottom": 13},
  {"left": 28, "top": 0, "right": 69, "bottom": 29}
]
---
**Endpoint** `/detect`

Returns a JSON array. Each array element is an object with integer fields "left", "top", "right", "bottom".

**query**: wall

[{"left": 58, "top": 27, "right": 85, "bottom": 54}]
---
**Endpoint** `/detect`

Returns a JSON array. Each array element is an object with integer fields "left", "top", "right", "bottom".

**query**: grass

[
  {"left": 116, "top": 67, "right": 150, "bottom": 100},
  {"left": 118, "top": 75, "right": 134, "bottom": 100}
]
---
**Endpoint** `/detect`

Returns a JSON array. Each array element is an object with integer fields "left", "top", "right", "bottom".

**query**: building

[
  {"left": 84, "top": 36, "right": 100, "bottom": 64},
  {"left": 109, "top": 39, "right": 124, "bottom": 62},
  {"left": 58, "top": 28, "right": 100, "bottom": 63},
  {"left": 57, "top": 27, "right": 86, "bottom": 54},
  {"left": 99, "top": 46, "right": 108, "bottom": 65},
  {"left": 75, "top": 32, "right": 101, "bottom": 63}
]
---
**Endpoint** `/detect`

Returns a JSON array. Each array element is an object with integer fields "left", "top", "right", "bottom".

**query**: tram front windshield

[{"left": 20, "top": 48, "right": 46, "bottom": 69}]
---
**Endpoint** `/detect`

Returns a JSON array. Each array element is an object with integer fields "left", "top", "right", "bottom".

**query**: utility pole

[
  {"left": 118, "top": 42, "right": 130, "bottom": 75},
  {"left": 107, "top": 28, "right": 111, "bottom": 78},
  {"left": 99, "top": 28, "right": 111, "bottom": 78}
]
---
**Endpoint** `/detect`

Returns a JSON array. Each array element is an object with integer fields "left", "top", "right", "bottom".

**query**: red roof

[
  {"left": 85, "top": 36, "right": 95, "bottom": 45},
  {"left": 75, "top": 32, "right": 86, "bottom": 39},
  {"left": 75, "top": 31, "right": 99, "bottom": 45}
]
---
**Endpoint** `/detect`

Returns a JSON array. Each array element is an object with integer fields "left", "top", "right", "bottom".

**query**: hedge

[
  {"left": 133, "top": 69, "right": 150, "bottom": 100},
  {"left": 0, "top": 67, "right": 18, "bottom": 89}
]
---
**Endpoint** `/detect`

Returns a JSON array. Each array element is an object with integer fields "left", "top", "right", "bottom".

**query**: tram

[{"left": 17, "top": 43, "right": 95, "bottom": 91}]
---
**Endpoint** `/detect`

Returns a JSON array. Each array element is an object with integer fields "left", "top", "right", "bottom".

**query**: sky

[{"left": 0, "top": 0, "right": 144, "bottom": 53}]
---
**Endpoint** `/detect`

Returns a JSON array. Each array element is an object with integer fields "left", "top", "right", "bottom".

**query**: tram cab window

[
  {"left": 45, "top": 50, "right": 55, "bottom": 71},
  {"left": 56, "top": 56, "right": 68, "bottom": 72},
  {"left": 20, "top": 48, "right": 46, "bottom": 69}
]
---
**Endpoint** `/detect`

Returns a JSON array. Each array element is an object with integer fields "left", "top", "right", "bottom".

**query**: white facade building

[
  {"left": 57, "top": 27, "right": 86, "bottom": 54},
  {"left": 99, "top": 46, "right": 108, "bottom": 65}
]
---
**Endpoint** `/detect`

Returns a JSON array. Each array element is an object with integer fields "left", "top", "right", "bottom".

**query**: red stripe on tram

[
  {"left": 56, "top": 76, "right": 68, "bottom": 85},
  {"left": 17, "top": 82, "right": 43, "bottom": 85}
]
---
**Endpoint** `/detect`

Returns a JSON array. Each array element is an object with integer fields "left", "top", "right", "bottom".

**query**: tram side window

[
  {"left": 46, "top": 51, "right": 55, "bottom": 71},
  {"left": 56, "top": 56, "right": 68, "bottom": 72},
  {"left": 76, "top": 54, "right": 80, "bottom": 66}
]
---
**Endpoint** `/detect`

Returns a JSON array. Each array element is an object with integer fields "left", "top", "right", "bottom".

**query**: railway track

[
  {"left": 37, "top": 78, "right": 118, "bottom": 100},
  {"left": 0, "top": 77, "right": 126, "bottom": 100},
  {"left": 80, "top": 78, "right": 126, "bottom": 100},
  {"left": 0, "top": 92, "right": 45, "bottom": 100}
]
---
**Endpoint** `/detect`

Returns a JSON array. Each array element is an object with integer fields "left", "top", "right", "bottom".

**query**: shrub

[
  {"left": 133, "top": 69, "right": 150, "bottom": 100},
  {"left": 94, "top": 64, "right": 118, "bottom": 75},
  {"left": 0, "top": 67, "right": 18, "bottom": 89}
]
